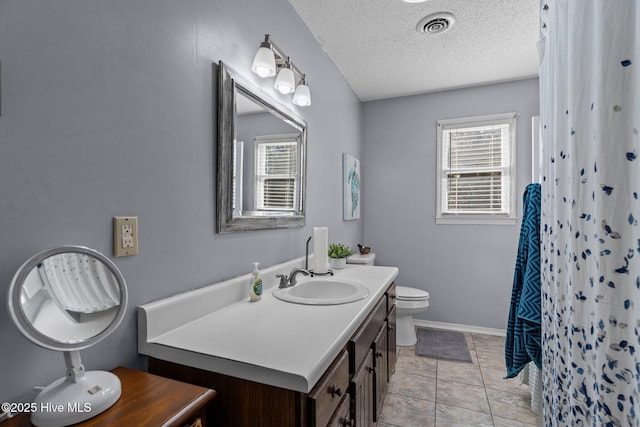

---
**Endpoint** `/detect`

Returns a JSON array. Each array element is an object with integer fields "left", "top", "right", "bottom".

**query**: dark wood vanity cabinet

[
  {"left": 348, "top": 282, "right": 397, "bottom": 426},
  {"left": 147, "top": 282, "right": 397, "bottom": 427}
]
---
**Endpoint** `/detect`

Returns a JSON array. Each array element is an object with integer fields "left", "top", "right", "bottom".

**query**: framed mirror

[
  {"left": 217, "top": 61, "right": 307, "bottom": 232},
  {"left": 7, "top": 246, "right": 128, "bottom": 426}
]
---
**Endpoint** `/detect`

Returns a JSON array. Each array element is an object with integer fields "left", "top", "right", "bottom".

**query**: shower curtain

[
  {"left": 539, "top": 1, "right": 639, "bottom": 426},
  {"left": 39, "top": 253, "right": 119, "bottom": 313}
]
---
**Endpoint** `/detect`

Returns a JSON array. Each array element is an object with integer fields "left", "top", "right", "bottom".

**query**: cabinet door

[
  {"left": 386, "top": 282, "right": 396, "bottom": 315},
  {"left": 387, "top": 305, "right": 397, "bottom": 380},
  {"left": 349, "top": 298, "right": 385, "bottom": 374},
  {"left": 373, "top": 324, "right": 388, "bottom": 421},
  {"left": 350, "top": 349, "right": 374, "bottom": 427}
]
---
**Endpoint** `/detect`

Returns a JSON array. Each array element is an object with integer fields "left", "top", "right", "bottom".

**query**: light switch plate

[{"left": 114, "top": 216, "right": 138, "bottom": 257}]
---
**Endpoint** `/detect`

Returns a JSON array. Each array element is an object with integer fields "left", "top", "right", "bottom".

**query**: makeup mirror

[{"left": 7, "top": 246, "right": 128, "bottom": 427}]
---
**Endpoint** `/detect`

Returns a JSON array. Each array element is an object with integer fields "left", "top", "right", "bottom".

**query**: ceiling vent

[{"left": 417, "top": 12, "right": 456, "bottom": 35}]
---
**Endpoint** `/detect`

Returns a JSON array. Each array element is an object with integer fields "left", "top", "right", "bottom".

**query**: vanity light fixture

[
  {"left": 274, "top": 58, "right": 296, "bottom": 94},
  {"left": 292, "top": 76, "right": 311, "bottom": 106},
  {"left": 251, "top": 34, "right": 311, "bottom": 106},
  {"left": 251, "top": 35, "right": 276, "bottom": 78}
]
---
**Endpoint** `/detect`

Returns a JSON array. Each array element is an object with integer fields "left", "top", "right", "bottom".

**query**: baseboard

[{"left": 414, "top": 319, "right": 506, "bottom": 337}]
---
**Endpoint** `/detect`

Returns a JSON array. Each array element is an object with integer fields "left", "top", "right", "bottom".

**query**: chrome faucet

[{"left": 276, "top": 267, "right": 311, "bottom": 288}]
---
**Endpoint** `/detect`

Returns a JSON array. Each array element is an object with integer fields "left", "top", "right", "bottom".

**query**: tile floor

[{"left": 378, "top": 331, "right": 539, "bottom": 427}]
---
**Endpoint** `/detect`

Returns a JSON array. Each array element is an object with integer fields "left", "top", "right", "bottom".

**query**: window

[
  {"left": 436, "top": 113, "right": 517, "bottom": 225},
  {"left": 255, "top": 134, "right": 300, "bottom": 211},
  {"left": 232, "top": 140, "right": 244, "bottom": 217}
]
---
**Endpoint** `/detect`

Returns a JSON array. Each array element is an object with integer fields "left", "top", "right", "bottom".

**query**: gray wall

[
  {"left": 0, "top": 0, "right": 362, "bottom": 402},
  {"left": 361, "top": 78, "right": 540, "bottom": 330}
]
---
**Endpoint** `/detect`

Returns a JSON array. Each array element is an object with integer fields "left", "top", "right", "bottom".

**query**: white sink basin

[{"left": 273, "top": 278, "right": 370, "bottom": 305}]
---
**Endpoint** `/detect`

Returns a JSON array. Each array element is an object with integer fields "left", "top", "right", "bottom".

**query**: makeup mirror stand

[
  {"left": 7, "top": 246, "right": 128, "bottom": 427},
  {"left": 31, "top": 350, "right": 121, "bottom": 427}
]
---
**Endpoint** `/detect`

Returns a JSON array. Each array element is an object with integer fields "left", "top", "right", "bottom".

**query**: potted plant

[{"left": 327, "top": 243, "right": 353, "bottom": 270}]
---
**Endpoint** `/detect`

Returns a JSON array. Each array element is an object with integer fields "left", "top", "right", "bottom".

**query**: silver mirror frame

[
  {"left": 7, "top": 245, "right": 128, "bottom": 352},
  {"left": 217, "top": 61, "right": 307, "bottom": 233}
]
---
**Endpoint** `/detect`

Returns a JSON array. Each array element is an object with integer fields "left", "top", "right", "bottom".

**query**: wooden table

[{"left": 2, "top": 367, "right": 216, "bottom": 427}]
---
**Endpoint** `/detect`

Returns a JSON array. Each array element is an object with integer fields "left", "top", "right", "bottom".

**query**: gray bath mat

[{"left": 415, "top": 328, "right": 472, "bottom": 363}]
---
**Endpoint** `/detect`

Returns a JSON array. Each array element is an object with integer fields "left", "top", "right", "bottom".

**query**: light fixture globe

[
  {"left": 292, "top": 81, "right": 311, "bottom": 106},
  {"left": 274, "top": 65, "right": 296, "bottom": 94},
  {"left": 251, "top": 44, "right": 276, "bottom": 78}
]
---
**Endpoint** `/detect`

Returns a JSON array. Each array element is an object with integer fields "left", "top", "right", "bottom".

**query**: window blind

[
  {"left": 232, "top": 140, "right": 243, "bottom": 215},
  {"left": 442, "top": 123, "right": 511, "bottom": 214},
  {"left": 256, "top": 140, "right": 298, "bottom": 211}
]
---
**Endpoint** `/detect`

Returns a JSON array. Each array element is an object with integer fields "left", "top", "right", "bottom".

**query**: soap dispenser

[{"left": 249, "top": 262, "right": 263, "bottom": 302}]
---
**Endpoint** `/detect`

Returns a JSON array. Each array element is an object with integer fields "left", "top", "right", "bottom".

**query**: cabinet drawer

[
  {"left": 349, "top": 297, "right": 386, "bottom": 373},
  {"left": 309, "top": 350, "right": 350, "bottom": 427}
]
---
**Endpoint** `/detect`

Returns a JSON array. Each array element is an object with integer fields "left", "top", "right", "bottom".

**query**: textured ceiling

[{"left": 288, "top": 0, "right": 540, "bottom": 102}]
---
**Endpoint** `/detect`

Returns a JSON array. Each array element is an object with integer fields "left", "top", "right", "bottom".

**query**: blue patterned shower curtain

[{"left": 539, "top": 1, "right": 639, "bottom": 425}]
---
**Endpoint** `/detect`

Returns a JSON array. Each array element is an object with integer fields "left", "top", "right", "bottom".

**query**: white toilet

[
  {"left": 394, "top": 286, "right": 430, "bottom": 346},
  {"left": 346, "top": 253, "right": 430, "bottom": 347}
]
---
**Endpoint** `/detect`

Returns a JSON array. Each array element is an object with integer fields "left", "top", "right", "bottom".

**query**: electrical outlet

[
  {"left": 122, "top": 235, "right": 134, "bottom": 248},
  {"left": 114, "top": 216, "right": 138, "bottom": 257}
]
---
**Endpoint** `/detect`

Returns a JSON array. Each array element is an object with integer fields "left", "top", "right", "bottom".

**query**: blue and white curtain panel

[{"left": 539, "top": 1, "right": 639, "bottom": 425}]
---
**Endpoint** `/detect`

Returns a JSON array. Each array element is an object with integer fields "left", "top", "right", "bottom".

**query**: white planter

[{"left": 329, "top": 258, "right": 347, "bottom": 270}]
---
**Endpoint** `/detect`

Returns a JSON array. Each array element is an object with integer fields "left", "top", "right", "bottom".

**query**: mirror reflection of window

[
  {"left": 254, "top": 134, "right": 300, "bottom": 211},
  {"left": 235, "top": 89, "right": 303, "bottom": 216},
  {"left": 233, "top": 140, "right": 244, "bottom": 217}
]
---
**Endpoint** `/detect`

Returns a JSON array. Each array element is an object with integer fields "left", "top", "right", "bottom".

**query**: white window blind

[
  {"left": 436, "top": 113, "right": 516, "bottom": 225},
  {"left": 232, "top": 140, "right": 243, "bottom": 217},
  {"left": 255, "top": 136, "right": 299, "bottom": 211}
]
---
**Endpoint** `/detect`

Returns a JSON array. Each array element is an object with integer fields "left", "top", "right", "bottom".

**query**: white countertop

[{"left": 138, "top": 261, "right": 398, "bottom": 393}]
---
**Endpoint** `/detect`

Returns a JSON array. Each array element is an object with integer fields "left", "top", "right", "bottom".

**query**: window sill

[{"left": 435, "top": 216, "right": 517, "bottom": 225}]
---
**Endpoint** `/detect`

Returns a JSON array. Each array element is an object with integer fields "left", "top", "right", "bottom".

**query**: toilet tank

[{"left": 346, "top": 253, "right": 375, "bottom": 266}]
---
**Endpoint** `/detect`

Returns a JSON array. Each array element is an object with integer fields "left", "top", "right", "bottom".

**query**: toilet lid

[{"left": 396, "top": 286, "right": 429, "bottom": 301}]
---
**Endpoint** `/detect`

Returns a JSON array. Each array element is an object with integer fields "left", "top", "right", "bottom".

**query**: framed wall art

[{"left": 343, "top": 153, "right": 360, "bottom": 220}]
